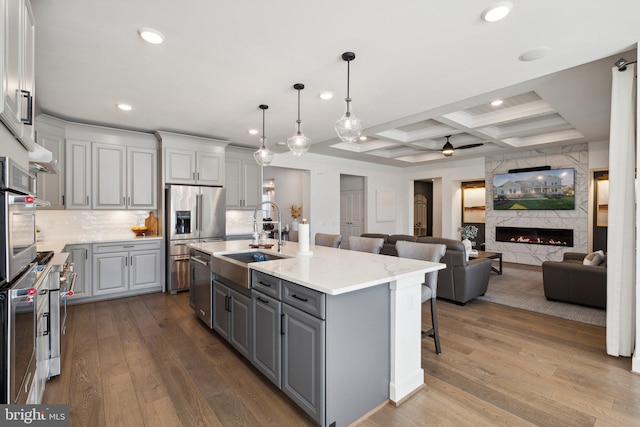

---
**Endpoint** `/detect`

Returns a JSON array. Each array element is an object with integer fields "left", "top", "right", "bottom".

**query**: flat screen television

[{"left": 492, "top": 167, "right": 575, "bottom": 210}]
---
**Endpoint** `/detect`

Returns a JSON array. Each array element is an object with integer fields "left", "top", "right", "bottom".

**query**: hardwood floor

[{"left": 44, "top": 291, "right": 640, "bottom": 427}]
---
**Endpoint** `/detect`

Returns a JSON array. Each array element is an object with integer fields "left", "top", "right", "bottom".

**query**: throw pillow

[{"left": 583, "top": 250, "right": 605, "bottom": 266}]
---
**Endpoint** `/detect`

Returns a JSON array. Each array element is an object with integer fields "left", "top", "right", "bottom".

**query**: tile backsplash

[
  {"left": 37, "top": 209, "right": 257, "bottom": 240},
  {"left": 36, "top": 210, "right": 154, "bottom": 241}
]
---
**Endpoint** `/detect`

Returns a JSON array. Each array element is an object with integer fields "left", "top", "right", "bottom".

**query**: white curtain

[{"left": 607, "top": 64, "right": 636, "bottom": 357}]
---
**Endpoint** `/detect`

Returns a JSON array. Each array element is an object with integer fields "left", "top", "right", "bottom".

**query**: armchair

[{"left": 417, "top": 236, "right": 492, "bottom": 304}]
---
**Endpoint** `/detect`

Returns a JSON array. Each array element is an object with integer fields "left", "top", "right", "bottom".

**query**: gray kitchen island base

[
  {"left": 325, "top": 283, "right": 390, "bottom": 427},
  {"left": 251, "top": 270, "right": 390, "bottom": 427}
]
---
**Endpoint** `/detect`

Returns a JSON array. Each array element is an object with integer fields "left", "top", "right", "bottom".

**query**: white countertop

[
  {"left": 37, "top": 236, "right": 163, "bottom": 255},
  {"left": 190, "top": 239, "right": 445, "bottom": 296}
]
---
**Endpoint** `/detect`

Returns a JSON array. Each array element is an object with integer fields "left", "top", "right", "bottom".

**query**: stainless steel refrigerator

[{"left": 165, "top": 185, "right": 225, "bottom": 294}]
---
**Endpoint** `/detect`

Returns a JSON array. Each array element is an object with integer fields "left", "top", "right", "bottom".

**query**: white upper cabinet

[
  {"left": 127, "top": 147, "right": 157, "bottom": 209},
  {"left": 92, "top": 143, "right": 158, "bottom": 210},
  {"left": 0, "top": 0, "right": 35, "bottom": 150},
  {"left": 92, "top": 143, "right": 126, "bottom": 209},
  {"left": 64, "top": 122, "right": 158, "bottom": 210},
  {"left": 157, "top": 131, "right": 228, "bottom": 186},
  {"left": 225, "top": 147, "right": 261, "bottom": 209},
  {"left": 164, "top": 147, "right": 224, "bottom": 186},
  {"left": 65, "top": 139, "right": 91, "bottom": 209}
]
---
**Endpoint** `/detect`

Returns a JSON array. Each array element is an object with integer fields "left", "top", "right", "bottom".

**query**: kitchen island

[{"left": 191, "top": 239, "right": 445, "bottom": 426}]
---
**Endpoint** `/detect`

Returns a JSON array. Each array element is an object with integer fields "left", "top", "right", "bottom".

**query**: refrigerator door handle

[
  {"left": 195, "top": 194, "right": 200, "bottom": 231},
  {"left": 196, "top": 194, "right": 201, "bottom": 231}
]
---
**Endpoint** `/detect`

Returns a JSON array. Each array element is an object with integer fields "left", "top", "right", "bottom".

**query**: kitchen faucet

[{"left": 253, "top": 201, "right": 283, "bottom": 253}]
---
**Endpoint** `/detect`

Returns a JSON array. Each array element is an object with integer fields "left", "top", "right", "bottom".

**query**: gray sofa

[
  {"left": 542, "top": 252, "right": 606, "bottom": 309},
  {"left": 360, "top": 234, "right": 492, "bottom": 304}
]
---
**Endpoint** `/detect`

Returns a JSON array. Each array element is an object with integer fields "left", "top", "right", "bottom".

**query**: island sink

[
  {"left": 212, "top": 251, "right": 288, "bottom": 288},
  {"left": 221, "top": 251, "right": 287, "bottom": 264}
]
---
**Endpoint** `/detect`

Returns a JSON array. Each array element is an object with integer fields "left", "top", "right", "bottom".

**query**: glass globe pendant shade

[
  {"left": 335, "top": 110, "right": 363, "bottom": 143},
  {"left": 254, "top": 137, "right": 274, "bottom": 166},
  {"left": 254, "top": 104, "right": 274, "bottom": 166},
  {"left": 287, "top": 131, "right": 311, "bottom": 156},
  {"left": 287, "top": 83, "right": 312, "bottom": 156}
]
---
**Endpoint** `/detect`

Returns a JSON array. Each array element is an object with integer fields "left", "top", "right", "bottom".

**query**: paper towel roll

[{"left": 297, "top": 221, "right": 312, "bottom": 256}]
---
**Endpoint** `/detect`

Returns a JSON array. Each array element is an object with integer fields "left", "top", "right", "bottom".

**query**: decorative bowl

[{"left": 131, "top": 226, "right": 148, "bottom": 237}]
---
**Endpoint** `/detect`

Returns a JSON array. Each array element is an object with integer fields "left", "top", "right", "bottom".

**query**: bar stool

[
  {"left": 347, "top": 236, "right": 384, "bottom": 254},
  {"left": 395, "top": 240, "right": 446, "bottom": 354},
  {"left": 315, "top": 233, "right": 342, "bottom": 248}
]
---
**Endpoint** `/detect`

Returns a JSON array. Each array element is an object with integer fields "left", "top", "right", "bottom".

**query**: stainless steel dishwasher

[{"left": 190, "top": 249, "right": 212, "bottom": 327}]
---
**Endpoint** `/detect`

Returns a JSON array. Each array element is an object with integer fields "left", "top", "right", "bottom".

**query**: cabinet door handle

[
  {"left": 257, "top": 296, "right": 269, "bottom": 304},
  {"left": 291, "top": 294, "right": 308, "bottom": 302},
  {"left": 20, "top": 90, "right": 33, "bottom": 125},
  {"left": 84, "top": 249, "right": 88, "bottom": 259},
  {"left": 87, "top": 195, "right": 90, "bottom": 206},
  {"left": 258, "top": 281, "right": 271, "bottom": 287},
  {"left": 123, "top": 245, "right": 134, "bottom": 248},
  {"left": 281, "top": 314, "right": 285, "bottom": 335},
  {"left": 62, "top": 195, "right": 65, "bottom": 206}
]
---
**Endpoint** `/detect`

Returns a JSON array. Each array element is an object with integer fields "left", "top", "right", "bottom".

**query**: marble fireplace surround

[{"left": 485, "top": 144, "right": 588, "bottom": 266}]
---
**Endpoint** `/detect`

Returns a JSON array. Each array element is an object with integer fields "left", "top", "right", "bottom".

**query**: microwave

[{"left": 0, "top": 157, "right": 35, "bottom": 196}]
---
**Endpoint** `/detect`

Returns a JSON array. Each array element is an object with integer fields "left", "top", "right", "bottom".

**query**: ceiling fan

[{"left": 441, "top": 135, "right": 483, "bottom": 157}]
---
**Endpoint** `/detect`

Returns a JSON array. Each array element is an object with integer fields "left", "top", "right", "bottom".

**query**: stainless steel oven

[
  {"left": 1, "top": 157, "right": 38, "bottom": 284},
  {"left": 6, "top": 266, "right": 38, "bottom": 404}
]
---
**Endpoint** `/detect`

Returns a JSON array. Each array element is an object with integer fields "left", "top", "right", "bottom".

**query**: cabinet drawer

[
  {"left": 252, "top": 271, "right": 281, "bottom": 299},
  {"left": 283, "top": 281, "right": 325, "bottom": 319},
  {"left": 93, "top": 239, "right": 162, "bottom": 253}
]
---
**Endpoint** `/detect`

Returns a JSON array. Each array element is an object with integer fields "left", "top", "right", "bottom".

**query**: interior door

[{"left": 340, "top": 189, "right": 363, "bottom": 249}]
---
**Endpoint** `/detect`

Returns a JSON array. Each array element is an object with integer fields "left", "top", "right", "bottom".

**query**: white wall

[{"left": 268, "top": 151, "right": 403, "bottom": 238}]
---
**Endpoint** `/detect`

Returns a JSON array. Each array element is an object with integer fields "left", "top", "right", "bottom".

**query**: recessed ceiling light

[
  {"left": 117, "top": 103, "right": 133, "bottom": 111},
  {"left": 359, "top": 136, "right": 367, "bottom": 141},
  {"left": 248, "top": 129, "right": 259, "bottom": 135},
  {"left": 319, "top": 91, "right": 333, "bottom": 100},
  {"left": 276, "top": 141, "right": 287, "bottom": 146},
  {"left": 519, "top": 47, "right": 551, "bottom": 62},
  {"left": 481, "top": 2, "right": 513, "bottom": 22},
  {"left": 138, "top": 28, "right": 165, "bottom": 45},
  {"left": 491, "top": 99, "right": 503, "bottom": 107}
]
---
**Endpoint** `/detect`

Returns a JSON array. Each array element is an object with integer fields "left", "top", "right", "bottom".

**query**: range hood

[{"left": 28, "top": 143, "right": 60, "bottom": 174}]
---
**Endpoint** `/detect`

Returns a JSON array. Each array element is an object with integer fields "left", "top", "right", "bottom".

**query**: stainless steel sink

[
  {"left": 222, "top": 251, "right": 287, "bottom": 264},
  {"left": 212, "top": 251, "right": 288, "bottom": 288}
]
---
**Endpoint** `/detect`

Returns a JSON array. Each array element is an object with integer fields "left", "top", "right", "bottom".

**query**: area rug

[{"left": 476, "top": 265, "right": 606, "bottom": 327}]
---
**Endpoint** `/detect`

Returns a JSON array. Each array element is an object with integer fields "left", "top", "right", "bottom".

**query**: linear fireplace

[{"left": 496, "top": 226, "right": 573, "bottom": 247}]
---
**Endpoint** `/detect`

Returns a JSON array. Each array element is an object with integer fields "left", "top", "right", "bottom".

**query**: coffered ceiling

[{"left": 30, "top": 0, "right": 640, "bottom": 167}]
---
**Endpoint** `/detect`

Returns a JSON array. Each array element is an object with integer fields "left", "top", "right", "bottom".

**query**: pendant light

[
  {"left": 287, "top": 83, "right": 312, "bottom": 156},
  {"left": 254, "top": 105, "right": 274, "bottom": 166},
  {"left": 335, "top": 51, "right": 363, "bottom": 143}
]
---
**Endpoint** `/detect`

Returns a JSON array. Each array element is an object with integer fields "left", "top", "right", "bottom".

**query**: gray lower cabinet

[
  {"left": 213, "top": 280, "right": 251, "bottom": 359},
  {"left": 282, "top": 303, "right": 325, "bottom": 424},
  {"left": 251, "top": 290, "right": 282, "bottom": 386},
  {"left": 250, "top": 270, "right": 390, "bottom": 427},
  {"left": 251, "top": 272, "right": 326, "bottom": 425},
  {"left": 92, "top": 240, "right": 162, "bottom": 297},
  {"left": 63, "top": 244, "right": 92, "bottom": 301}
]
